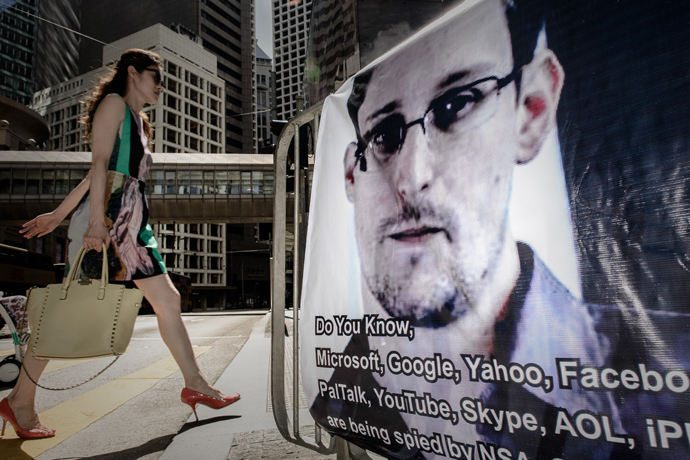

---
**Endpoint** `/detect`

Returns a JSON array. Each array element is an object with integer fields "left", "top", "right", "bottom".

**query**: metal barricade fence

[{"left": 270, "top": 102, "right": 376, "bottom": 460}]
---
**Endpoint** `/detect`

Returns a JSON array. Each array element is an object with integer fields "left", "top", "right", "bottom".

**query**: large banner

[{"left": 300, "top": 0, "right": 690, "bottom": 458}]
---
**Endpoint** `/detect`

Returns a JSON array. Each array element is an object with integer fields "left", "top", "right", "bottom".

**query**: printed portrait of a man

[{"left": 301, "top": 0, "right": 690, "bottom": 459}]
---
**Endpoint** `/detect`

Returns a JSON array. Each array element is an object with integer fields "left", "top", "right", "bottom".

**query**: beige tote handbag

[{"left": 27, "top": 244, "right": 144, "bottom": 360}]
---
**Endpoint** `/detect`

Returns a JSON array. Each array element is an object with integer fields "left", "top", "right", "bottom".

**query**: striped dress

[{"left": 66, "top": 102, "right": 167, "bottom": 281}]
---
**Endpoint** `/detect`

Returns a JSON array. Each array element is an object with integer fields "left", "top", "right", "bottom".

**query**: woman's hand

[
  {"left": 20, "top": 213, "right": 61, "bottom": 239},
  {"left": 82, "top": 222, "right": 111, "bottom": 252}
]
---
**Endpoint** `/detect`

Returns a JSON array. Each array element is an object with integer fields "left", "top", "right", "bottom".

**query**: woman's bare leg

[
  {"left": 134, "top": 274, "right": 224, "bottom": 397},
  {"left": 7, "top": 353, "right": 50, "bottom": 430}
]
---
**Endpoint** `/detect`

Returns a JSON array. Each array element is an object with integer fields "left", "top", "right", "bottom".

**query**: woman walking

[{"left": 1, "top": 49, "right": 239, "bottom": 439}]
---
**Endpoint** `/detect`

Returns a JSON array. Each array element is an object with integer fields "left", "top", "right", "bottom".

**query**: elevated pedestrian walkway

[{"left": 0, "top": 151, "right": 300, "bottom": 225}]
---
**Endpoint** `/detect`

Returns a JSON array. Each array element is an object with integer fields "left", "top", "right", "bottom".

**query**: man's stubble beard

[{"left": 362, "top": 201, "right": 508, "bottom": 329}]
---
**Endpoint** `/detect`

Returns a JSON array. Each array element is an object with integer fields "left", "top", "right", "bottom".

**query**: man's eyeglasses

[
  {"left": 355, "top": 70, "right": 520, "bottom": 172},
  {"left": 142, "top": 68, "right": 162, "bottom": 86}
]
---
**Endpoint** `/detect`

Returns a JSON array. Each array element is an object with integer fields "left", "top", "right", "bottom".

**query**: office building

[
  {"left": 0, "top": 0, "right": 35, "bottom": 105},
  {"left": 303, "top": 0, "right": 356, "bottom": 106},
  {"left": 272, "top": 0, "right": 312, "bottom": 121},
  {"left": 32, "top": 25, "right": 225, "bottom": 154},
  {"left": 78, "top": 0, "right": 255, "bottom": 153},
  {"left": 32, "top": 0, "right": 81, "bottom": 93},
  {"left": 256, "top": 45, "right": 273, "bottom": 152},
  {"left": 304, "top": 0, "right": 463, "bottom": 107}
]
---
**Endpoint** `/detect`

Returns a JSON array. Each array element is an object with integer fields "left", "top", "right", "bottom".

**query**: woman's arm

[
  {"left": 82, "top": 94, "right": 126, "bottom": 252},
  {"left": 20, "top": 174, "right": 91, "bottom": 239}
]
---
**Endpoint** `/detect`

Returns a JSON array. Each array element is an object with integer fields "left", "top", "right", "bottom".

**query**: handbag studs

[{"left": 26, "top": 245, "right": 143, "bottom": 361}]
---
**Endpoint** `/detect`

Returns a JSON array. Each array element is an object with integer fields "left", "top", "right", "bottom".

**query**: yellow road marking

[
  {"left": 0, "top": 347, "right": 211, "bottom": 458},
  {"left": 44, "top": 358, "right": 99, "bottom": 373}
]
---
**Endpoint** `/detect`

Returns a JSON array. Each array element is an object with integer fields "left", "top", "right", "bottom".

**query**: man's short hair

[{"left": 347, "top": 0, "right": 547, "bottom": 144}]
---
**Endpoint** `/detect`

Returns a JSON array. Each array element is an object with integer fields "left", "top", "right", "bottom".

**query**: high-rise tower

[
  {"left": 272, "top": 0, "right": 312, "bottom": 121},
  {"left": 31, "top": 0, "right": 81, "bottom": 93},
  {"left": 255, "top": 44, "right": 273, "bottom": 151},
  {"left": 0, "top": 0, "right": 36, "bottom": 105}
]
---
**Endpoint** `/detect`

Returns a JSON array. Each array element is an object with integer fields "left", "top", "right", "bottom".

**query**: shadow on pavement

[
  {"left": 51, "top": 434, "right": 176, "bottom": 460},
  {"left": 179, "top": 415, "right": 242, "bottom": 435},
  {"left": 0, "top": 438, "right": 33, "bottom": 460}
]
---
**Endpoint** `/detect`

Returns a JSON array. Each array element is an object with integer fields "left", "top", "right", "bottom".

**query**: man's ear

[
  {"left": 515, "top": 48, "right": 564, "bottom": 164},
  {"left": 344, "top": 141, "right": 358, "bottom": 202}
]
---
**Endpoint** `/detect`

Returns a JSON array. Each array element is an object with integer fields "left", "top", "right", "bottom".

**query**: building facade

[
  {"left": 155, "top": 222, "right": 227, "bottom": 309},
  {"left": 272, "top": 0, "right": 312, "bottom": 121},
  {"left": 31, "top": 0, "right": 81, "bottom": 93},
  {"left": 0, "top": 0, "right": 35, "bottom": 105},
  {"left": 255, "top": 45, "right": 273, "bottom": 152},
  {"left": 78, "top": 0, "right": 255, "bottom": 153},
  {"left": 303, "top": 0, "right": 357, "bottom": 107},
  {"left": 304, "top": 0, "right": 464, "bottom": 108},
  {"left": 31, "top": 25, "right": 226, "bottom": 155}
]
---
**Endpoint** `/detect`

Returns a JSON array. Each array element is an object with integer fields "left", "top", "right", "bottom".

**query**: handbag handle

[{"left": 60, "top": 243, "right": 109, "bottom": 301}]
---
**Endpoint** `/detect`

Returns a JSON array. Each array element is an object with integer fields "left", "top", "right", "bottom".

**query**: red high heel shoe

[
  {"left": 180, "top": 388, "right": 240, "bottom": 421},
  {"left": 0, "top": 398, "right": 55, "bottom": 439}
]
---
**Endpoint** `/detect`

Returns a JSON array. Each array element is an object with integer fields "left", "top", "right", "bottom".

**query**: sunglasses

[{"left": 142, "top": 68, "right": 162, "bottom": 86}]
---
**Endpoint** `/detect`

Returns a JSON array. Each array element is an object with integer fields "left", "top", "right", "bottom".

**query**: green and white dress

[{"left": 66, "top": 102, "right": 167, "bottom": 281}]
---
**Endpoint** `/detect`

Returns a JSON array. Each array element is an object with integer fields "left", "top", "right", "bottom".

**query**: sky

[{"left": 256, "top": 0, "right": 273, "bottom": 59}]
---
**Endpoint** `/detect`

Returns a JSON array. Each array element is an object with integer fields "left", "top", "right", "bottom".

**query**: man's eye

[
  {"left": 369, "top": 123, "right": 403, "bottom": 157},
  {"left": 432, "top": 88, "right": 484, "bottom": 132}
]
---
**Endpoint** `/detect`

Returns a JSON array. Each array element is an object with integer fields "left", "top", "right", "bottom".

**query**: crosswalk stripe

[
  {"left": 0, "top": 346, "right": 211, "bottom": 458},
  {"left": 43, "top": 358, "right": 100, "bottom": 373}
]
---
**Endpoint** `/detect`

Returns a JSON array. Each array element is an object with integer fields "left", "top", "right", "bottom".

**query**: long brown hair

[{"left": 81, "top": 48, "right": 163, "bottom": 146}]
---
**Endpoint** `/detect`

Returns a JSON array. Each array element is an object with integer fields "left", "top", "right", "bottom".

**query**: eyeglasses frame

[{"left": 354, "top": 68, "right": 521, "bottom": 172}]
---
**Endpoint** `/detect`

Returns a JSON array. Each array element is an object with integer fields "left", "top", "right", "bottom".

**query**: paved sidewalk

[{"left": 160, "top": 312, "right": 336, "bottom": 460}]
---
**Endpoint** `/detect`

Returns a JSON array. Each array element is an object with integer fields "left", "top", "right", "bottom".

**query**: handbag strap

[
  {"left": 62, "top": 244, "right": 109, "bottom": 300},
  {"left": 21, "top": 355, "right": 120, "bottom": 391}
]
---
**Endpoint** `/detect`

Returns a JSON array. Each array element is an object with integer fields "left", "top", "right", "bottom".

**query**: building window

[
  {"left": 165, "top": 253, "right": 175, "bottom": 268},
  {"left": 151, "top": 170, "right": 164, "bottom": 194},
  {"left": 241, "top": 171, "right": 252, "bottom": 194},
  {"left": 189, "top": 88, "right": 199, "bottom": 103},
  {"left": 252, "top": 171, "right": 263, "bottom": 194},
  {"left": 55, "top": 170, "right": 69, "bottom": 194},
  {"left": 264, "top": 173, "right": 274, "bottom": 194},
  {"left": 187, "top": 72, "right": 195, "bottom": 85},
  {"left": 166, "top": 94, "right": 178, "bottom": 110},
  {"left": 204, "top": 171, "right": 216, "bottom": 193},
  {"left": 41, "top": 169, "right": 54, "bottom": 194},
  {"left": 190, "top": 170, "right": 202, "bottom": 193},
  {"left": 166, "top": 111, "right": 178, "bottom": 126},
  {"left": 165, "top": 128, "right": 178, "bottom": 143},
  {"left": 167, "top": 80, "right": 178, "bottom": 94},
  {"left": 165, "top": 171, "right": 176, "bottom": 193}
]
